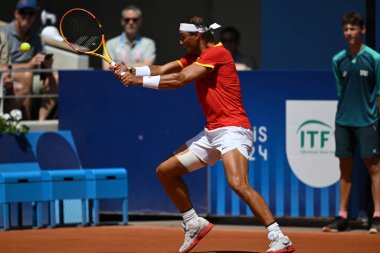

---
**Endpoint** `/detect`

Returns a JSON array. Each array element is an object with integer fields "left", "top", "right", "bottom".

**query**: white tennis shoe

[
  {"left": 267, "top": 234, "right": 296, "bottom": 253},
  {"left": 179, "top": 217, "right": 213, "bottom": 253}
]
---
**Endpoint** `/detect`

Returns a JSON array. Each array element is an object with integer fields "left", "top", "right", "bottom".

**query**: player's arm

[
  {"left": 375, "top": 55, "right": 380, "bottom": 117},
  {"left": 113, "top": 60, "right": 183, "bottom": 76},
  {"left": 114, "top": 62, "right": 212, "bottom": 90},
  {"left": 332, "top": 59, "right": 342, "bottom": 97}
]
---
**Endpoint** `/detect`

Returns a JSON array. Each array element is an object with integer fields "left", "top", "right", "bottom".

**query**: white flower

[
  {"left": 10, "top": 109, "right": 23, "bottom": 121},
  {"left": 2, "top": 113, "right": 11, "bottom": 121}
]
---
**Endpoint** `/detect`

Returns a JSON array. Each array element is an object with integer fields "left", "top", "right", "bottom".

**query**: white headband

[{"left": 179, "top": 23, "right": 221, "bottom": 33}]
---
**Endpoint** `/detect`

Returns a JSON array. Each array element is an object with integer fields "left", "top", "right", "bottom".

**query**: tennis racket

[{"left": 59, "top": 8, "right": 116, "bottom": 67}]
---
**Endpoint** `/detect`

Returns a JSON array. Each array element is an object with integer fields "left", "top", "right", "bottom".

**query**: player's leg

[
  {"left": 323, "top": 124, "right": 354, "bottom": 232},
  {"left": 222, "top": 149, "right": 273, "bottom": 224},
  {"left": 222, "top": 149, "right": 295, "bottom": 253},
  {"left": 357, "top": 124, "right": 380, "bottom": 233},
  {"left": 156, "top": 132, "right": 216, "bottom": 252},
  {"left": 339, "top": 158, "right": 354, "bottom": 214},
  {"left": 156, "top": 144, "right": 205, "bottom": 212},
  {"left": 364, "top": 156, "right": 380, "bottom": 233},
  {"left": 213, "top": 126, "right": 294, "bottom": 253}
]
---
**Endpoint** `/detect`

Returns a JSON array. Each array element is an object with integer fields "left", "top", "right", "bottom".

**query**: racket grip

[{"left": 110, "top": 61, "right": 116, "bottom": 67}]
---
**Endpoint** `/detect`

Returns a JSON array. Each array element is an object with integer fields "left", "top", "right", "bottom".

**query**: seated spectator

[
  {"left": 1, "top": 30, "right": 11, "bottom": 113},
  {"left": 220, "top": 26, "right": 257, "bottom": 70},
  {"left": 102, "top": 5, "right": 156, "bottom": 70},
  {"left": 0, "top": 30, "right": 10, "bottom": 68},
  {"left": 1, "top": 0, "right": 58, "bottom": 120}
]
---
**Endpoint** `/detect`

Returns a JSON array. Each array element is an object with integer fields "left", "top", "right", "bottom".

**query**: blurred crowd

[{"left": 0, "top": 0, "right": 255, "bottom": 121}]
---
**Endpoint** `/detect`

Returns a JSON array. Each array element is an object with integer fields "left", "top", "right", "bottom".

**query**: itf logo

[
  {"left": 297, "top": 120, "right": 333, "bottom": 151},
  {"left": 286, "top": 101, "right": 340, "bottom": 188}
]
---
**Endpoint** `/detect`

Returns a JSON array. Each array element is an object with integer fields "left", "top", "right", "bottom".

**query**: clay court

[{"left": 1, "top": 221, "right": 379, "bottom": 253}]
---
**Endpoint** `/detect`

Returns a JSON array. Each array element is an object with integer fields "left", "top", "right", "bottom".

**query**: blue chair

[
  {"left": 42, "top": 170, "right": 88, "bottom": 227},
  {"left": 0, "top": 134, "right": 44, "bottom": 230},
  {"left": 0, "top": 171, "right": 44, "bottom": 230},
  {"left": 86, "top": 168, "right": 128, "bottom": 225}
]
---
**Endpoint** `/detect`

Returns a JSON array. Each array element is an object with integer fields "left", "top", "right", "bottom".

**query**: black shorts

[{"left": 335, "top": 123, "right": 380, "bottom": 158}]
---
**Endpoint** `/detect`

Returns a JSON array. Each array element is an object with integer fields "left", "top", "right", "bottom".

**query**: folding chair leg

[
  {"left": 92, "top": 199, "right": 99, "bottom": 226},
  {"left": 3, "top": 203, "right": 10, "bottom": 230},
  {"left": 36, "top": 202, "right": 43, "bottom": 228},
  {"left": 49, "top": 200, "right": 56, "bottom": 228},
  {"left": 122, "top": 198, "right": 128, "bottom": 225},
  {"left": 81, "top": 199, "right": 87, "bottom": 226}
]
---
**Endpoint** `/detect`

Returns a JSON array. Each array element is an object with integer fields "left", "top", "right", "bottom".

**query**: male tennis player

[{"left": 112, "top": 16, "right": 296, "bottom": 253}]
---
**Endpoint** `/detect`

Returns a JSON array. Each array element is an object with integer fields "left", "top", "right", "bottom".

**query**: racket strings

[{"left": 61, "top": 10, "right": 103, "bottom": 52}]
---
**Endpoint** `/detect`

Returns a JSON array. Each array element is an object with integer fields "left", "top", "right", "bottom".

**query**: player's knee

[
  {"left": 156, "top": 163, "right": 167, "bottom": 179},
  {"left": 364, "top": 158, "right": 380, "bottom": 175},
  {"left": 228, "top": 177, "right": 250, "bottom": 196},
  {"left": 367, "top": 163, "right": 380, "bottom": 175}
]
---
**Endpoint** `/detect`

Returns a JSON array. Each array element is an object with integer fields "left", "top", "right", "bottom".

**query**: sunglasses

[
  {"left": 18, "top": 8, "right": 35, "bottom": 16},
  {"left": 123, "top": 18, "right": 140, "bottom": 23}
]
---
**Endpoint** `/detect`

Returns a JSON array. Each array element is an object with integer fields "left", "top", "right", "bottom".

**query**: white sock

[
  {"left": 181, "top": 208, "right": 198, "bottom": 227},
  {"left": 266, "top": 222, "right": 284, "bottom": 240}
]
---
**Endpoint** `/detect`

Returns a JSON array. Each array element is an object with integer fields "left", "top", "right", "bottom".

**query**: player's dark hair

[
  {"left": 181, "top": 16, "right": 215, "bottom": 43},
  {"left": 341, "top": 12, "right": 364, "bottom": 28}
]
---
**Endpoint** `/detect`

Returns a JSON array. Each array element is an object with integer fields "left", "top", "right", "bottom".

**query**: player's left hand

[{"left": 113, "top": 65, "right": 134, "bottom": 87}]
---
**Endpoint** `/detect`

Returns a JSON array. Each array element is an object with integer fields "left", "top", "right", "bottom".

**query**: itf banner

[{"left": 286, "top": 100, "right": 339, "bottom": 188}]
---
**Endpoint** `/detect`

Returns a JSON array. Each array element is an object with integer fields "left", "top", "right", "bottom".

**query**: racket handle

[{"left": 110, "top": 61, "right": 116, "bottom": 67}]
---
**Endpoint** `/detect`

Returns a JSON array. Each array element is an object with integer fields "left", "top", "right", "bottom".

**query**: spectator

[
  {"left": 220, "top": 26, "right": 257, "bottom": 70},
  {"left": 102, "top": 5, "right": 156, "bottom": 70},
  {"left": 1, "top": 0, "right": 58, "bottom": 120},
  {"left": 0, "top": 30, "right": 10, "bottom": 67},
  {"left": 322, "top": 12, "right": 380, "bottom": 234},
  {"left": 0, "top": 30, "right": 11, "bottom": 113}
]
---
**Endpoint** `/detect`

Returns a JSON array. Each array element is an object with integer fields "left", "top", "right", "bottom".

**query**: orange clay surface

[{"left": 1, "top": 221, "right": 379, "bottom": 253}]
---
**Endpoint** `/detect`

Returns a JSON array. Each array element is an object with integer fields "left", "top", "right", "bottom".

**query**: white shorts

[{"left": 186, "top": 126, "right": 254, "bottom": 165}]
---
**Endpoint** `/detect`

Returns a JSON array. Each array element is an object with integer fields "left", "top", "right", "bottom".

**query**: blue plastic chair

[
  {"left": 0, "top": 171, "right": 44, "bottom": 230},
  {"left": 42, "top": 170, "right": 88, "bottom": 227},
  {"left": 86, "top": 168, "right": 128, "bottom": 225},
  {"left": 0, "top": 134, "right": 44, "bottom": 230}
]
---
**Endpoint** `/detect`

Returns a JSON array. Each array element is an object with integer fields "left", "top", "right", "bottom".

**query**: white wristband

[
  {"left": 143, "top": 76, "right": 160, "bottom": 89},
  {"left": 135, "top": 66, "right": 151, "bottom": 76}
]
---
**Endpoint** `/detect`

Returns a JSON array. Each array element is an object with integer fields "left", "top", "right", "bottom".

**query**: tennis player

[{"left": 112, "top": 16, "right": 295, "bottom": 253}]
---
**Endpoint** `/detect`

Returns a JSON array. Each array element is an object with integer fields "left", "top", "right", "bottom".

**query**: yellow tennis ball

[{"left": 20, "top": 42, "right": 31, "bottom": 53}]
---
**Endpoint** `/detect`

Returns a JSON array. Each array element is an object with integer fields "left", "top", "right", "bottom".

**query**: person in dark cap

[
  {"left": 0, "top": 0, "right": 57, "bottom": 120},
  {"left": 16, "top": 0, "right": 37, "bottom": 9}
]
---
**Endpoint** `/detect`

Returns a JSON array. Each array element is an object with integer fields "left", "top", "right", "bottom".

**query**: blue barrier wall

[
  {"left": 59, "top": 70, "right": 371, "bottom": 218},
  {"left": 261, "top": 0, "right": 365, "bottom": 70}
]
